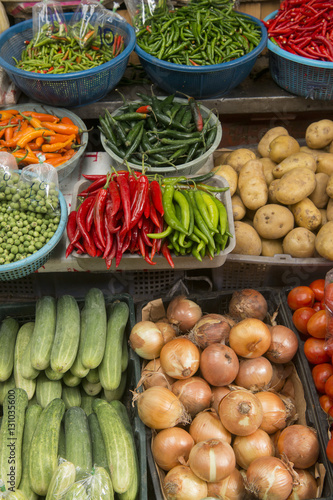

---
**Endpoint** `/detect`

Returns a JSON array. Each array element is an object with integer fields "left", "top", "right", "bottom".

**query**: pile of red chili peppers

[
  {"left": 263, "top": 0, "right": 333, "bottom": 62},
  {"left": 65, "top": 171, "right": 170, "bottom": 269}
]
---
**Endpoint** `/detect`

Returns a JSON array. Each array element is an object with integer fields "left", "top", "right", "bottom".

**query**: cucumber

[
  {"left": 30, "top": 296, "right": 56, "bottom": 370},
  {"left": 29, "top": 398, "right": 65, "bottom": 496},
  {"left": 88, "top": 413, "right": 109, "bottom": 472},
  {"left": 70, "top": 308, "right": 89, "bottom": 379},
  {"left": 81, "top": 288, "right": 107, "bottom": 369},
  {"left": 6, "top": 491, "right": 29, "bottom": 500},
  {"left": 82, "top": 378, "right": 101, "bottom": 397},
  {"left": 27, "top": 394, "right": 37, "bottom": 407},
  {"left": 64, "top": 482, "right": 89, "bottom": 500},
  {"left": 93, "top": 398, "right": 136, "bottom": 494},
  {"left": 50, "top": 296, "right": 80, "bottom": 374},
  {"left": 62, "top": 386, "right": 81, "bottom": 410},
  {"left": 0, "top": 388, "right": 28, "bottom": 490},
  {"left": 121, "top": 334, "right": 129, "bottom": 373},
  {"left": 86, "top": 368, "right": 99, "bottom": 384},
  {"left": 0, "top": 373, "right": 15, "bottom": 405},
  {"left": 99, "top": 301, "right": 129, "bottom": 391},
  {"left": 63, "top": 371, "right": 81, "bottom": 387},
  {"left": 18, "top": 404, "right": 43, "bottom": 500},
  {"left": 36, "top": 372, "right": 62, "bottom": 409},
  {"left": 0, "top": 317, "right": 19, "bottom": 382},
  {"left": 80, "top": 391, "right": 95, "bottom": 417},
  {"left": 45, "top": 366, "right": 63, "bottom": 381},
  {"left": 20, "top": 339, "right": 39, "bottom": 381},
  {"left": 64, "top": 407, "right": 92, "bottom": 479},
  {"left": 58, "top": 423, "right": 66, "bottom": 459},
  {"left": 14, "top": 322, "right": 36, "bottom": 401},
  {"left": 89, "top": 466, "right": 114, "bottom": 500},
  {"left": 103, "top": 370, "right": 127, "bottom": 403},
  {"left": 45, "top": 460, "right": 76, "bottom": 500}
]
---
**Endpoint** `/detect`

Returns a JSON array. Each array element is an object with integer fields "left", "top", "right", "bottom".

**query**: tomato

[
  {"left": 313, "top": 302, "right": 322, "bottom": 312},
  {"left": 304, "top": 337, "right": 331, "bottom": 364},
  {"left": 292, "top": 307, "right": 315, "bottom": 335},
  {"left": 326, "top": 437, "right": 333, "bottom": 464},
  {"left": 325, "top": 374, "right": 333, "bottom": 399},
  {"left": 325, "top": 283, "right": 333, "bottom": 312},
  {"left": 309, "top": 279, "right": 325, "bottom": 302},
  {"left": 306, "top": 309, "right": 327, "bottom": 339},
  {"left": 319, "top": 394, "right": 333, "bottom": 413},
  {"left": 287, "top": 286, "right": 315, "bottom": 311},
  {"left": 312, "top": 363, "right": 333, "bottom": 393}
]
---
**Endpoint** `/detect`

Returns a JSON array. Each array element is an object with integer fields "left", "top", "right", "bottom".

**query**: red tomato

[
  {"left": 304, "top": 337, "right": 331, "bottom": 364},
  {"left": 325, "top": 374, "right": 333, "bottom": 399},
  {"left": 307, "top": 309, "right": 328, "bottom": 339},
  {"left": 312, "top": 363, "right": 333, "bottom": 393},
  {"left": 313, "top": 302, "right": 322, "bottom": 312},
  {"left": 326, "top": 437, "right": 333, "bottom": 464},
  {"left": 292, "top": 307, "right": 315, "bottom": 335},
  {"left": 309, "top": 279, "right": 325, "bottom": 302},
  {"left": 319, "top": 394, "right": 333, "bottom": 413},
  {"left": 325, "top": 283, "right": 333, "bottom": 312},
  {"left": 287, "top": 286, "right": 315, "bottom": 311}
]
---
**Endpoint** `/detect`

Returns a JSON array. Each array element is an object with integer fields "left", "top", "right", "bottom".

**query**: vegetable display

[
  {"left": 264, "top": 0, "right": 333, "bottom": 62},
  {"left": 135, "top": 0, "right": 262, "bottom": 65}
]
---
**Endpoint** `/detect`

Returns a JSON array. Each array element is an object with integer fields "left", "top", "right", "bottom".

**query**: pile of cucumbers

[{"left": 0, "top": 289, "right": 139, "bottom": 499}]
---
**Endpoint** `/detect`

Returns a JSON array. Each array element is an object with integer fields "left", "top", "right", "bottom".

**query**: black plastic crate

[
  {"left": 136, "top": 288, "right": 333, "bottom": 500},
  {"left": 0, "top": 292, "right": 147, "bottom": 500}
]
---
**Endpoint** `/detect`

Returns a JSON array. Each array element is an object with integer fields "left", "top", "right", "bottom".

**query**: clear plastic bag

[
  {"left": 123, "top": 0, "right": 172, "bottom": 29},
  {"left": 69, "top": 0, "right": 106, "bottom": 49},
  {"left": 32, "top": 0, "right": 67, "bottom": 46},
  {"left": 45, "top": 459, "right": 76, "bottom": 500}
]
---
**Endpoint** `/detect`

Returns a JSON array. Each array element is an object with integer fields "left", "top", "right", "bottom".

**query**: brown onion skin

[
  {"left": 188, "top": 438, "right": 236, "bottom": 483},
  {"left": 164, "top": 465, "right": 208, "bottom": 500},
  {"left": 211, "top": 386, "right": 231, "bottom": 414},
  {"left": 160, "top": 337, "right": 200, "bottom": 380},
  {"left": 287, "top": 469, "right": 318, "bottom": 500},
  {"left": 246, "top": 456, "right": 293, "bottom": 500},
  {"left": 277, "top": 424, "right": 320, "bottom": 469},
  {"left": 191, "top": 313, "right": 231, "bottom": 349},
  {"left": 171, "top": 376, "right": 212, "bottom": 418},
  {"left": 152, "top": 427, "right": 194, "bottom": 471},
  {"left": 156, "top": 321, "right": 178, "bottom": 344},
  {"left": 265, "top": 325, "right": 299, "bottom": 364},
  {"left": 235, "top": 357, "right": 273, "bottom": 392},
  {"left": 229, "top": 318, "right": 272, "bottom": 359},
  {"left": 228, "top": 289, "right": 268, "bottom": 322},
  {"left": 200, "top": 344, "right": 239, "bottom": 386},
  {"left": 141, "top": 358, "right": 176, "bottom": 390},
  {"left": 167, "top": 296, "right": 202, "bottom": 333},
  {"left": 256, "top": 391, "right": 288, "bottom": 435},
  {"left": 189, "top": 409, "right": 232, "bottom": 444},
  {"left": 233, "top": 428, "right": 275, "bottom": 469},
  {"left": 207, "top": 468, "right": 246, "bottom": 500},
  {"left": 218, "top": 389, "right": 264, "bottom": 436}
]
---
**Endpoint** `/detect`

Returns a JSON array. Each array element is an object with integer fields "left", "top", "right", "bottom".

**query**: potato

[
  {"left": 327, "top": 141, "right": 333, "bottom": 154},
  {"left": 269, "top": 135, "right": 300, "bottom": 164},
  {"left": 283, "top": 228, "right": 316, "bottom": 258},
  {"left": 214, "top": 150, "right": 232, "bottom": 167},
  {"left": 299, "top": 146, "right": 324, "bottom": 160},
  {"left": 308, "top": 173, "right": 329, "bottom": 208},
  {"left": 275, "top": 167, "right": 316, "bottom": 205},
  {"left": 238, "top": 159, "right": 268, "bottom": 210},
  {"left": 316, "top": 153, "right": 333, "bottom": 176},
  {"left": 212, "top": 164, "right": 238, "bottom": 196},
  {"left": 268, "top": 179, "right": 280, "bottom": 204},
  {"left": 327, "top": 198, "right": 333, "bottom": 221},
  {"left": 305, "top": 119, "right": 333, "bottom": 149},
  {"left": 258, "top": 127, "right": 289, "bottom": 158},
  {"left": 232, "top": 195, "right": 246, "bottom": 221},
  {"left": 326, "top": 174, "right": 333, "bottom": 198},
  {"left": 289, "top": 198, "right": 322, "bottom": 231},
  {"left": 315, "top": 221, "right": 333, "bottom": 260},
  {"left": 225, "top": 149, "right": 257, "bottom": 174},
  {"left": 261, "top": 238, "right": 284, "bottom": 257},
  {"left": 260, "top": 158, "right": 276, "bottom": 185},
  {"left": 232, "top": 221, "right": 262, "bottom": 255},
  {"left": 318, "top": 209, "right": 328, "bottom": 228},
  {"left": 272, "top": 152, "right": 316, "bottom": 179},
  {"left": 253, "top": 204, "right": 294, "bottom": 239}
]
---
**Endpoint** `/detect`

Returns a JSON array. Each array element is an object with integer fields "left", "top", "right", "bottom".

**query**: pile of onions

[
  {"left": 232, "top": 428, "right": 275, "bottom": 469},
  {"left": 229, "top": 318, "right": 272, "bottom": 358},
  {"left": 288, "top": 469, "right": 318, "bottom": 500},
  {"left": 129, "top": 321, "right": 165, "bottom": 359},
  {"left": 276, "top": 424, "right": 320, "bottom": 469},
  {"left": 167, "top": 296, "right": 202, "bottom": 333},
  {"left": 246, "top": 456, "right": 294, "bottom": 500},
  {"left": 218, "top": 389, "right": 264, "bottom": 436},
  {"left": 164, "top": 465, "right": 208, "bottom": 500},
  {"left": 189, "top": 313, "right": 232, "bottom": 349},
  {"left": 189, "top": 409, "right": 231, "bottom": 444},
  {"left": 160, "top": 337, "right": 200, "bottom": 379},
  {"left": 141, "top": 358, "right": 175, "bottom": 390},
  {"left": 199, "top": 344, "right": 239, "bottom": 386},
  {"left": 151, "top": 427, "right": 194, "bottom": 471},
  {"left": 256, "top": 391, "right": 288, "bottom": 434},
  {"left": 207, "top": 468, "right": 245, "bottom": 499},
  {"left": 210, "top": 386, "right": 230, "bottom": 413},
  {"left": 235, "top": 357, "right": 273, "bottom": 392},
  {"left": 171, "top": 377, "right": 212, "bottom": 417},
  {"left": 265, "top": 325, "right": 299, "bottom": 364},
  {"left": 155, "top": 320, "right": 177, "bottom": 344},
  {"left": 228, "top": 289, "right": 268, "bottom": 321},
  {"left": 188, "top": 439, "right": 236, "bottom": 482}
]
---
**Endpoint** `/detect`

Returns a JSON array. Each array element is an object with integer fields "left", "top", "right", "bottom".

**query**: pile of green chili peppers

[
  {"left": 14, "top": 20, "right": 124, "bottom": 74},
  {"left": 135, "top": 0, "right": 262, "bottom": 65}
]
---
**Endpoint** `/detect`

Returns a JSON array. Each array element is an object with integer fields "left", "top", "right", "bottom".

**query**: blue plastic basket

[
  {"left": 134, "top": 12, "right": 267, "bottom": 99},
  {"left": 0, "top": 189, "right": 68, "bottom": 281},
  {"left": 264, "top": 11, "right": 333, "bottom": 100},
  {"left": 0, "top": 13, "right": 136, "bottom": 107}
]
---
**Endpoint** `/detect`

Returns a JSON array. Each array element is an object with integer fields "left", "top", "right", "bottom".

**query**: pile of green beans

[
  {"left": 135, "top": 0, "right": 262, "bottom": 65},
  {"left": 99, "top": 93, "right": 219, "bottom": 169}
]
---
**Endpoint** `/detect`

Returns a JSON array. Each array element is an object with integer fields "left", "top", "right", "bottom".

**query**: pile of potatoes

[{"left": 213, "top": 119, "right": 333, "bottom": 261}]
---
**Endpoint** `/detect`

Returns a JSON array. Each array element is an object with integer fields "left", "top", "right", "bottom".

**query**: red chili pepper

[
  {"left": 105, "top": 198, "right": 121, "bottom": 233},
  {"left": 129, "top": 224, "right": 139, "bottom": 253},
  {"left": 137, "top": 230, "right": 146, "bottom": 259},
  {"left": 83, "top": 174, "right": 107, "bottom": 181},
  {"left": 77, "top": 196, "right": 97, "bottom": 257},
  {"left": 93, "top": 184, "right": 110, "bottom": 249},
  {"left": 78, "top": 177, "right": 106, "bottom": 197},
  {"left": 115, "top": 232, "right": 124, "bottom": 268},
  {"left": 130, "top": 175, "right": 149, "bottom": 229},
  {"left": 141, "top": 219, "right": 153, "bottom": 248},
  {"left": 103, "top": 217, "right": 113, "bottom": 259},
  {"left": 150, "top": 238, "right": 158, "bottom": 261},
  {"left": 136, "top": 105, "right": 152, "bottom": 113},
  {"left": 91, "top": 225, "right": 104, "bottom": 253},
  {"left": 108, "top": 180, "right": 121, "bottom": 216},
  {"left": 129, "top": 174, "right": 139, "bottom": 207},
  {"left": 149, "top": 180, "right": 164, "bottom": 216},
  {"left": 155, "top": 212, "right": 164, "bottom": 254},
  {"left": 143, "top": 193, "right": 150, "bottom": 219},
  {"left": 105, "top": 239, "right": 117, "bottom": 270},
  {"left": 116, "top": 174, "right": 131, "bottom": 236},
  {"left": 149, "top": 193, "right": 160, "bottom": 228},
  {"left": 86, "top": 196, "right": 96, "bottom": 232},
  {"left": 161, "top": 240, "right": 175, "bottom": 268},
  {"left": 66, "top": 210, "right": 77, "bottom": 242}
]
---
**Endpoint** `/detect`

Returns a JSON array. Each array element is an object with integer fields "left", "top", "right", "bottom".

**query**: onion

[
  {"left": 189, "top": 409, "right": 232, "bottom": 444},
  {"left": 256, "top": 391, "right": 288, "bottom": 434},
  {"left": 207, "top": 468, "right": 246, "bottom": 500},
  {"left": 136, "top": 386, "right": 190, "bottom": 429},
  {"left": 129, "top": 321, "right": 164, "bottom": 359},
  {"left": 167, "top": 296, "right": 202, "bottom": 333},
  {"left": 155, "top": 320, "right": 177, "bottom": 344},
  {"left": 151, "top": 427, "right": 194, "bottom": 471},
  {"left": 211, "top": 386, "right": 231, "bottom": 413},
  {"left": 270, "top": 363, "right": 288, "bottom": 392},
  {"left": 277, "top": 424, "right": 320, "bottom": 469},
  {"left": 200, "top": 344, "right": 239, "bottom": 386},
  {"left": 246, "top": 456, "right": 293, "bottom": 500},
  {"left": 163, "top": 465, "right": 208, "bottom": 500},
  {"left": 233, "top": 428, "right": 275, "bottom": 469},
  {"left": 228, "top": 289, "right": 268, "bottom": 322},
  {"left": 235, "top": 357, "right": 273, "bottom": 392},
  {"left": 218, "top": 389, "right": 263, "bottom": 436},
  {"left": 229, "top": 318, "right": 271, "bottom": 358},
  {"left": 190, "top": 313, "right": 231, "bottom": 349},
  {"left": 171, "top": 376, "right": 212, "bottom": 417},
  {"left": 141, "top": 358, "right": 176, "bottom": 390},
  {"left": 287, "top": 469, "right": 318, "bottom": 500},
  {"left": 188, "top": 438, "right": 236, "bottom": 482},
  {"left": 160, "top": 338, "right": 200, "bottom": 379},
  {"left": 265, "top": 325, "right": 299, "bottom": 364}
]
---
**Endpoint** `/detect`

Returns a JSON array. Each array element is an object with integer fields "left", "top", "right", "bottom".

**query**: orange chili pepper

[
  {"left": 0, "top": 126, "right": 34, "bottom": 148},
  {"left": 21, "top": 112, "right": 60, "bottom": 123},
  {"left": 45, "top": 133, "right": 74, "bottom": 144},
  {"left": 41, "top": 134, "right": 76, "bottom": 153},
  {"left": 12, "top": 149, "right": 40, "bottom": 164},
  {"left": 0, "top": 109, "right": 18, "bottom": 115},
  {"left": 28, "top": 136, "right": 45, "bottom": 150},
  {"left": 41, "top": 121, "right": 79, "bottom": 136},
  {"left": 61, "top": 116, "right": 76, "bottom": 127},
  {"left": 0, "top": 111, "right": 16, "bottom": 121},
  {"left": 4, "top": 126, "right": 14, "bottom": 142},
  {"left": 17, "top": 128, "right": 55, "bottom": 149}
]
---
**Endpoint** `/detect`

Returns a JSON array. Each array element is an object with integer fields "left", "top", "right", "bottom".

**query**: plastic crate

[
  {"left": 0, "top": 14, "right": 136, "bottom": 107},
  {"left": 0, "top": 293, "right": 147, "bottom": 500},
  {"left": 136, "top": 288, "right": 333, "bottom": 499},
  {"left": 135, "top": 13, "right": 267, "bottom": 99},
  {"left": 264, "top": 11, "right": 333, "bottom": 100}
]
